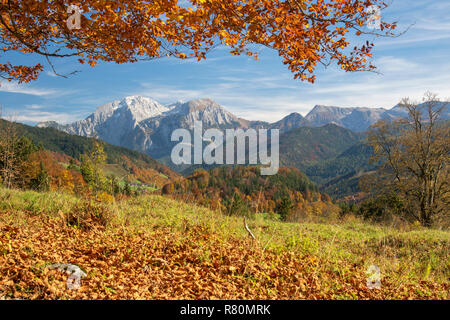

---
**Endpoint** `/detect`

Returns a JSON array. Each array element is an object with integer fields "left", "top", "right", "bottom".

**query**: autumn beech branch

[{"left": 0, "top": 0, "right": 398, "bottom": 83}]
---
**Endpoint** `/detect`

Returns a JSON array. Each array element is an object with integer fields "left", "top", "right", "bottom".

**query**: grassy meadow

[{"left": 0, "top": 187, "right": 448, "bottom": 299}]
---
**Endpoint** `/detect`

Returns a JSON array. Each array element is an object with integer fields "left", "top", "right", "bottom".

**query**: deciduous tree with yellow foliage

[{"left": 366, "top": 93, "right": 449, "bottom": 227}]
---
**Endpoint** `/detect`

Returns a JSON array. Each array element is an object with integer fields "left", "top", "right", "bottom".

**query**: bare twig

[{"left": 243, "top": 217, "right": 256, "bottom": 240}]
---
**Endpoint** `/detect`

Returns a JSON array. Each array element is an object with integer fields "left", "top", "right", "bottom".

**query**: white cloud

[
  {"left": 136, "top": 84, "right": 204, "bottom": 103},
  {"left": 417, "top": 20, "right": 450, "bottom": 32},
  {"left": 0, "top": 82, "right": 57, "bottom": 96},
  {"left": 2, "top": 109, "right": 85, "bottom": 124},
  {"left": 25, "top": 104, "right": 45, "bottom": 110},
  {"left": 375, "top": 56, "right": 420, "bottom": 73},
  {"left": 0, "top": 81, "right": 77, "bottom": 97},
  {"left": 377, "top": 32, "right": 450, "bottom": 47}
]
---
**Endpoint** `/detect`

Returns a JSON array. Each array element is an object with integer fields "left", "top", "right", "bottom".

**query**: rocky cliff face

[{"left": 304, "top": 105, "right": 386, "bottom": 131}]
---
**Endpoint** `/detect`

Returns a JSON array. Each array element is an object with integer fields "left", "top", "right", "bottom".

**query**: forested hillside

[
  {"left": 162, "top": 166, "right": 337, "bottom": 221},
  {"left": 0, "top": 119, "right": 179, "bottom": 187},
  {"left": 279, "top": 124, "right": 364, "bottom": 168},
  {"left": 304, "top": 143, "right": 376, "bottom": 198}
]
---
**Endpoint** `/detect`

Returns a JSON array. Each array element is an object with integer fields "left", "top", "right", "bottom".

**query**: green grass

[
  {"left": 0, "top": 187, "right": 448, "bottom": 286},
  {"left": 102, "top": 164, "right": 129, "bottom": 179}
]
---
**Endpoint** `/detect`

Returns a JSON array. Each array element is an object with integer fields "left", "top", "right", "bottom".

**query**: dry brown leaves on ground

[{"left": 0, "top": 211, "right": 447, "bottom": 300}]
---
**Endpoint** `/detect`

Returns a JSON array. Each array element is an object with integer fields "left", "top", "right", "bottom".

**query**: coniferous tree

[{"left": 277, "top": 196, "right": 293, "bottom": 221}]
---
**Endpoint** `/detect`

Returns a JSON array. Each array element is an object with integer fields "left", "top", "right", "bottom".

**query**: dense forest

[
  {"left": 162, "top": 166, "right": 337, "bottom": 221},
  {"left": 304, "top": 143, "right": 376, "bottom": 198}
]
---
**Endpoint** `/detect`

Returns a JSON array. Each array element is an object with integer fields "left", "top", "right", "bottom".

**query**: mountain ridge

[{"left": 36, "top": 95, "right": 449, "bottom": 168}]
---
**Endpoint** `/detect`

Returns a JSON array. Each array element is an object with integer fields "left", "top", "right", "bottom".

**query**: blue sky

[{"left": 1, "top": 0, "right": 449, "bottom": 124}]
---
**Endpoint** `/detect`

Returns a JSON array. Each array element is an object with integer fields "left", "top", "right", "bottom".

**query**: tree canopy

[{"left": 0, "top": 0, "right": 397, "bottom": 83}]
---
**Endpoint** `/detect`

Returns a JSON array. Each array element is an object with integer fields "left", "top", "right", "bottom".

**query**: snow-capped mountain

[
  {"left": 119, "top": 95, "right": 171, "bottom": 122},
  {"left": 37, "top": 96, "right": 172, "bottom": 149},
  {"left": 37, "top": 96, "right": 449, "bottom": 164},
  {"left": 381, "top": 101, "right": 450, "bottom": 121},
  {"left": 304, "top": 105, "right": 355, "bottom": 127},
  {"left": 38, "top": 96, "right": 248, "bottom": 160},
  {"left": 37, "top": 96, "right": 169, "bottom": 132}
]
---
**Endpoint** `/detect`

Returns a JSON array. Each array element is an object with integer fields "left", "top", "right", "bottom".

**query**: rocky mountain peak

[
  {"left": 307, "top": 105, "right": 354, "bottom": 117},
  {"left": 270, "top": 112, "right": 307, "bottom": 133},
  {"left": 118, "top": 95, "right": 169, "bottom": 122}
]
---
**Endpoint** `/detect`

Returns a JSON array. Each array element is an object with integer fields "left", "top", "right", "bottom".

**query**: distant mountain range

[{"left": 36, "top": 95, "right": 449, "bottom": 195}]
